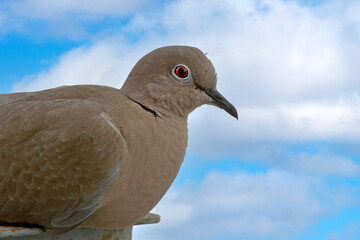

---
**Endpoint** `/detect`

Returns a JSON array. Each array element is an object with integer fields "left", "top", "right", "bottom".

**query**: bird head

[{"left": 121, "top": 46, "right": 238, "bottom": 120}]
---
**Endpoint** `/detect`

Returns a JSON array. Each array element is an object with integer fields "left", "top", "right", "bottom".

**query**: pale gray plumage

[{"left": 0, "top": 46, "right": 237, "bottom": 233}]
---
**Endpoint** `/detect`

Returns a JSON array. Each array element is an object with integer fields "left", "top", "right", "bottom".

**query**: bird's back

[
  {"left": 0, "top": 92, "right": 34, "bottom": 105},
  {"left": 0, "top": 85, "right": 128, "bottom": 232}
]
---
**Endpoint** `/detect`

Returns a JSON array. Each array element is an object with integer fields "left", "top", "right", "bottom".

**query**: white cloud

[
  {"left": 11, "top": 0, "right": 360, "bottom": 163},
  {"left": 6, "top": 1, "right": 360, "bottom": 238},
  {"left": 12, "top": 0, "right": 360, "bottom": 143},
  {"left": 188, "top": 97, "right": 360, "bottom": 159},
  {"left": 134, "top": 170, "right": 356, "bottom": 240},
  {"left": 288, "top": 153, "right": 360, "bottom": 177},
  {"left": 131, "top": 0, "right": 360, "bottom": 104},
  {"left": 13, "top": 38, "right": 141, "bottom": 92}
]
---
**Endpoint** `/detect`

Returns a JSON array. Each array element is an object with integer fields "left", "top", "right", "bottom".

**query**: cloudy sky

[{"left": 1, "top": 0, "right": 360, "bottom": 239}]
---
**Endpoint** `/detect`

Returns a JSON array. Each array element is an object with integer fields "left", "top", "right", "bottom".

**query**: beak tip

[
  {"left": 203, "top": 87, "right": 238, "bottom": 120},
  {"left": 228, "top": 107, "right": 238, "bottom": 120}
]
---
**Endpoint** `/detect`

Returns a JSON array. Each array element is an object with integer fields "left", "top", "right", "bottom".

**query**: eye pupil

[
  {"left": 175, "top": 66, "right": 188, "bottom": 78},
  {"left": 172, "top": 64, "right": 191, "bottom": 82}
]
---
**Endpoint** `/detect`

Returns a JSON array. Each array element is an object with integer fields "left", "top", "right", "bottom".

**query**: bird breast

[{"left": 81, "top": 98, "right": 188, "bottom": 229}]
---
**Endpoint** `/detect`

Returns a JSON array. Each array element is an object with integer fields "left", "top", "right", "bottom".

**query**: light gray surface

[
  {"left": 0, "top": 213, "right": 160, "bottom": 240},
  {"left": 0, "top": 227, "right": 132, "bottom": 240}
]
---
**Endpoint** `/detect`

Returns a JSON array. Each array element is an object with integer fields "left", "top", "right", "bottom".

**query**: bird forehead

[
  {"left": 149, "top": 46, "right": 212, "bottom": 69},
  {"left": 155, "top": 46, "right": 216, "bottom": 81}
]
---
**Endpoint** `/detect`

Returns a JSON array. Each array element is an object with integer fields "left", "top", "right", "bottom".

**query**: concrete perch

[{"left": 0, "top": 213, "right": 160, "bottom": 240}]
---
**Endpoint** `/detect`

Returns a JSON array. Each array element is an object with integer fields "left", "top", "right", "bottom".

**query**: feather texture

[
  {"left": 0, "top": 46, "right": 236, "bottom": 233},
  {"left": 0, "top": 96, "right": 126, "bottom": 232}
]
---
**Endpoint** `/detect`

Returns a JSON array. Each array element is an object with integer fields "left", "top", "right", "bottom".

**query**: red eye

[
  {"left": 172, "top": 64, "right": 191, "bottom": 82},
  {"left": 174, "top": 65, "right": 188, "bottom": 78}
]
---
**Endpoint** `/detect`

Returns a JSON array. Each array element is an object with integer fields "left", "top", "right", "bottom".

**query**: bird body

[{"left": 0, "top": 46, "right": 237, "bottom": 233}]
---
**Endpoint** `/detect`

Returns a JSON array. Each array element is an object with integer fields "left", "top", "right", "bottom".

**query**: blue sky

[{"left": 1, "top": 0, "right": 360, "bottom": 239}]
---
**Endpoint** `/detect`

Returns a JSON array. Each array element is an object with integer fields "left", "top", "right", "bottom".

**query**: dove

[{"left": 0, "top": 46, "right": 238, "bottom": 233}]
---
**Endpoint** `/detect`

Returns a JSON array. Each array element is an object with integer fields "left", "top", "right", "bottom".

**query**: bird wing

[
  {"left": 0, "top": 98, "right": 127, "bottom": 232},
  {"left": 0, "top": 92, "right": 35, "bottom": 105}
]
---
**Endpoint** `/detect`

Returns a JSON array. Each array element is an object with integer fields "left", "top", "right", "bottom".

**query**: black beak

[{"left": 205, "top": 88, "right": 238, "bottom": 120}]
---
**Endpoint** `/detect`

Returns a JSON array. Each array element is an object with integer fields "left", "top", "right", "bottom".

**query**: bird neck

[{"left": 120, "top": 87, "right": 191, "bottom": 120}]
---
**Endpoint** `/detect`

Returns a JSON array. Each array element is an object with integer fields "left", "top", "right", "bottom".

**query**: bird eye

[
  {"left": 175, "top": 65, "right": 188, "bottom": 78},
  {"left": 172, "top": 64, "right": 191, "bottom": 82}
]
